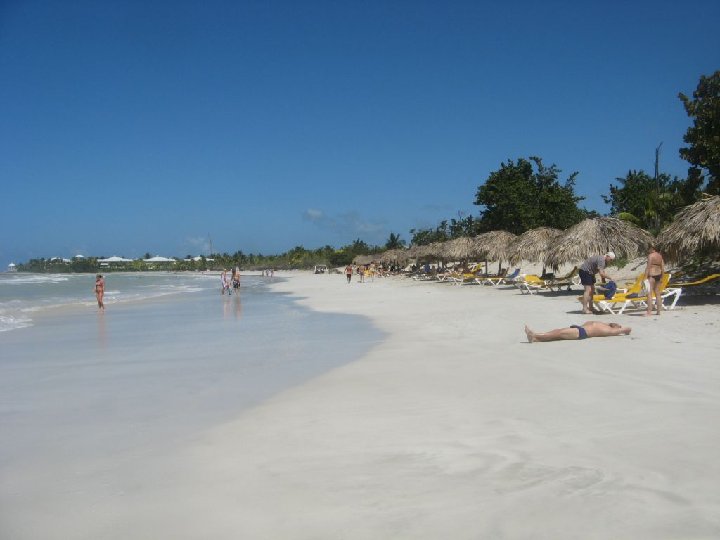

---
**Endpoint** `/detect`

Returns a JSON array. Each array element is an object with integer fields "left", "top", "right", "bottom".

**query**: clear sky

[{"left": 1, "top": 1, "right": 719, "bottom": 265}]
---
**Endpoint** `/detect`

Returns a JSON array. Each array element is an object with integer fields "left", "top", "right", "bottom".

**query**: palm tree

[{"left": 385, "top": 232, "right": 405, "bottom": 250}]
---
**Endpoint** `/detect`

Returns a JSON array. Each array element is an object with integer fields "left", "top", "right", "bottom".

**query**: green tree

[
  {"left": 448, "top": 215, "right": 480, "bottom": 238},
  {"left": 679, "top": 70, "right": 720, "bottom": 194},
  {"left": 409, "top": 220, "right": 450, "bottom": 246},
  {"left": 474, "top": 157, "right": 586, "bottom": 234},
  {"left": 603, "top": 169, "right": 703, "bottom": 234},
  {"left": 384, "top": 232, "right": 405, "bottom": 249}
]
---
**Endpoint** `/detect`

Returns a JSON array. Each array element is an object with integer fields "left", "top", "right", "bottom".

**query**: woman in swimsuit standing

[
  {"left": 645, "top": 245, "right": 665, "bottom": 316},
  {"left": 94, "top": 274, "right": 105, "bottom": 310}
]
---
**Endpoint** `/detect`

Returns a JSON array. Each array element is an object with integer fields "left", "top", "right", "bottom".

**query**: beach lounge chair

[
  {"left": 595, "top": 273, "right": 681, "bottom": 314},
  {"left": 668, "top": 273, "right": 720, "bottom": 288},
  {"left": 477, "top": 268, "right": 519, "bottom": 286},
  {"left": 577, "top": 272, "right": 644, "bottom": 311},
  {"left": 518, "top": 274, "right": 550, "bottom": 295},
  {"left": 520, "top": 269, "right": 580, "bottom": 294},
  {"left": 662, "top": 273, "right": 720, "bottom": 305},
  {"left": 543, "top": 266, "right": 579, "bottom": 291},
  {"left": 434, "top": 269, "right": 471, "bottom": 284},
  {"left": 583, "top": 272, "right": 645, "bottom": 304}
]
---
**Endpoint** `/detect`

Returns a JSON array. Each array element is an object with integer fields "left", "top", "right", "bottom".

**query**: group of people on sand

[
  {"left": 526, "top": 245, "right": 666, "bottom": 343},
  {"left": 344, "top": 263, "right": 378, "bottom": 284},
  {"left": 221, "top": 267, "right": 241, "bottom": 295}
]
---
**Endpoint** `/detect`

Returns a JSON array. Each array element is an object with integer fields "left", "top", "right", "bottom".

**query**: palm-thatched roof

[
  {"left": 545, "top": 217, "right": 653, "bottom": 268},
  {"left": 416, "top": 242, "right": 445, "bottom": 261},
  {"left": 508, "top": 227, "right": 563, "bottom": 265},
  {"left": 442, "top": 236, "right": 483, "bottom": 261},
  {"left": 378, "top": 248, "right": 410, "bottom": 264},
  {"left": 657, "top": 195, "right": 720, "bottom": 263},
  {"left": 352, "top": 254, "right": 376, "bottom": 265},
  {"left": 406, "top": 243, "right": 433, "bottom": 261},
  {"left": 474, "top": 231, "right": 517, "bottom": 262}
]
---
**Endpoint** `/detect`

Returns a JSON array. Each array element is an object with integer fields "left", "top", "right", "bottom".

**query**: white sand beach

[{"left": 2, "top": 271, "right": 720, "bottom": 539}]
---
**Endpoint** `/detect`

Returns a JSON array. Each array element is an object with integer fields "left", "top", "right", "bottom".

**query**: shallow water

[
  {"left": 0, "top": 272, "right": 218, "bottom": 332},
  {"left": 0, "top": 273, "right": 385, "bottom": 538}
]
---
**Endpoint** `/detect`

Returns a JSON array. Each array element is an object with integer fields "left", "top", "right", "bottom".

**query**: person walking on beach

[
  {"left": 644, "top": 245, "right": 665, "bottom": 316},
  {"left": 232, "top": 266, "right": 241, "bottom": 291},
  {"left": 578, "top": 252, "right": 615, "bottom": 314},
  {"left": 345, "top": 264, "right": 353, "bottom": 283},
  {"left": 525, "top": 321, "right": 631, "bottom": 343},
  {"left": 94, "top": 274, "right": 105, "bottom": 310},
  {"left": 221, "top": 270, "right": 231, "bottom": 295}
]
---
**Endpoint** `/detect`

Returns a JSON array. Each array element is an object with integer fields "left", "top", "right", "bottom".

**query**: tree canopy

[
  {"left": 473, "top": 157, "right": 587, "bottom": 235},
  {"left": 679, "top": 70, "right": 720, "bottom": 194},
  {"left": 603, "top": 170, "right": 703, "bottom": 234}
]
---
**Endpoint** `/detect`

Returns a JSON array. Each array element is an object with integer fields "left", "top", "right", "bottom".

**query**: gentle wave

[
  {"left": 0, "top": 314, "right": 33, "bottom": 332},
  {"left": 0, "top": 274, "right": 70, "bottom": 285},
  {"left": 0, "top": 273, "right": 271, "bottom": 332}
]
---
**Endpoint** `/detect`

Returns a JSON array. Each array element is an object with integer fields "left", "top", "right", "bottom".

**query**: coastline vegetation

[{"left": 15, "top": 71, "right": 719, "bottom": 273}]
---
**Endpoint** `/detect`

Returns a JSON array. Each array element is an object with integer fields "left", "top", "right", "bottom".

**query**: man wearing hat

[{"left": 579, "top": 252, "right": 615, "bottom": 314}]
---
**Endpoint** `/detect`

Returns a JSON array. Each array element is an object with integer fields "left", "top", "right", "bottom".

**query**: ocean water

[
  {"left": 0, "top": 272, "right": 213, "bottom": 332},
  {"left": 0, "top": 272, "right": 385, "bottom": 538}
]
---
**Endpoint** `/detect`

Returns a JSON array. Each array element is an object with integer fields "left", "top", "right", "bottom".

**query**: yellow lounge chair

[
  {"left": 544, "top": 266, "right": 580, "bottom": 291},
  {"left": 518, "top": 274, "right": 550, "bottom": 295},
  {"left": 596, "top": 273, "right": 680, "bottom": 314},
  {"left": 668, "top": 273, "right": 720, "bottom": 288},
  {"left": 521, "top": 268, "right": 581, "bottom": 295},
  {"left": 478, "top": 268, "right": 519, "bottom": 286},
  {"left": 578, "top": 272, "right": 645, "bottom": 305}
]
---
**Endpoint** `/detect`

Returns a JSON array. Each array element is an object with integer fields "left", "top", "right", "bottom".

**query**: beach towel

[{"left": 603, "top": 280, "right": 617, "bottom": 299}]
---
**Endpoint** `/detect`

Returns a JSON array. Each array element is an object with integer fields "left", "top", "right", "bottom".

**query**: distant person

[
  {"left": 232, "top": 267, "right": 241, "bottom": 291},
  {"left": 221, "top": 270, "right": 231, "bottom": 295},
  {"left": 644, "top": 245, "right": 665, "bottom": 316},
  {"left": 345, "top": 264, "right": 353, "bottom": 283},
  {"left": 94, "top": 274, "right": 105, "bottom": 310},
  {"left": 525, "top": 321, "right": 631, "bottom": 343},
  {"left": 579, "top": 252, "right": 616, "bottom": 314}
]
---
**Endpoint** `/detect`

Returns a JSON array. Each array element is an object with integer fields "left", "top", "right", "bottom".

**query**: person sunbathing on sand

[{"left": 525, "top": 321, "right": 631, "bottom": 343}]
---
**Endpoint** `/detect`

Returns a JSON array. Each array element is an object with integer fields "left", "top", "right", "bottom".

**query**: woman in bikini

[
  {"left": 645, "top": 245, "right": 665, "bottom": 316},
  {"left": 94, "top": 274, "right": 105, "bottom": 310}
]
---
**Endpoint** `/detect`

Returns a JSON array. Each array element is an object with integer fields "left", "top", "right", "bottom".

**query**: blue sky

[{"left": 1, "top": 1, "right": 719, "bottom": 265}]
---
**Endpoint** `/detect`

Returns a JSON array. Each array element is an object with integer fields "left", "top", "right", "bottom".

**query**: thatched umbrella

[
  {"left": 508, "top": 227, "right": 563, "bottom": 266},
  {"left": 352, "top": 254, "right": 375, "bottom": 266},
  {"left": 406, "top": 243, "right": 444, "bottom": 271},
  {"left": 418, "top": 242, "right": 445, "bottom": 261},
  {"left": 379, "top": 248, "right": 411, "bottom": 265},
  {"left": 474, "top": 231, "right": 517, "bottom": 274},
  {"left": 657, "top": 195, "right": 720, "bottom": 263},
  {"left": 442, "top": 236, "right": 483, "bottom": 261},
  {"left": 545, "top": 217, "right": 653, "bottom": 269},
  {"left": 378, "top": 249, "right": 397, "bottom": 263}
]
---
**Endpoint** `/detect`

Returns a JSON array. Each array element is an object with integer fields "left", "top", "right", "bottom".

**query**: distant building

[{"left": 7, "top": 263, "right": 17, "bottom": 272}]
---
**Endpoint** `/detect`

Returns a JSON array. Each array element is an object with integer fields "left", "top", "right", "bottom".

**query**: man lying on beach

[{"left": 525, "top": 321, "right": 631, "bottom": 343}]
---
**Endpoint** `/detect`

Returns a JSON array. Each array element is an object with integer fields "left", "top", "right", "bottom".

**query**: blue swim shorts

[{"left": 570, "top": 324, "right": 588, "bottom": 339}]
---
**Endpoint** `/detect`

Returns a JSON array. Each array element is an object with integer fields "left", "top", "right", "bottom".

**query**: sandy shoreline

[
  {"left": 124, "top": 271, "right": 720, "bottom": 539},
  {"left": 3, "top": 270, "right": 719, "bottom": 539}
]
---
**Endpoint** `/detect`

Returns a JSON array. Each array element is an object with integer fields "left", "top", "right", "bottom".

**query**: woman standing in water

[{"left": 94, "top": 274, "right": 105, "bottom": 310}]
